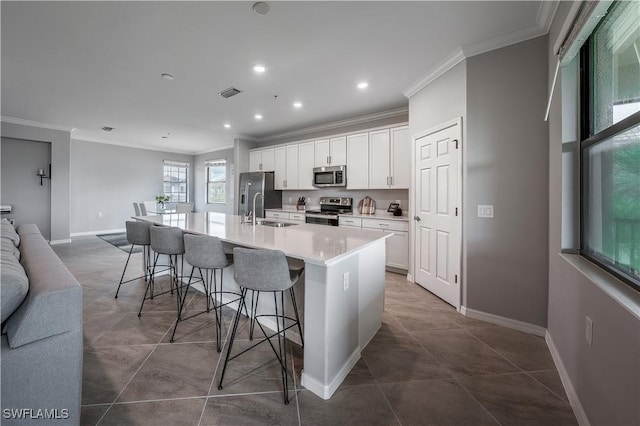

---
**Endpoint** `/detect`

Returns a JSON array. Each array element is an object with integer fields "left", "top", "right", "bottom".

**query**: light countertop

[
  {"left": 135, "top": 212, "right": 390, "bottom": 266},
  {"left": 265, "top": 206, "right": 409, "bottom": 222}
]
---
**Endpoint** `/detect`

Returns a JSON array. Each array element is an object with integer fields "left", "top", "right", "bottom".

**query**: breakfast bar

[{"left": 135, "top": 212, "right": 390, "bottom": 400}]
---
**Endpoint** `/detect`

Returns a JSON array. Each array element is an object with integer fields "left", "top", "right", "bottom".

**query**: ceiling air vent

[
  {"left": 101, "top": 126, "right": 114, "bottom": 132},
  {"left": 218, "top": 87, "right": 243, "bottom": 99}
]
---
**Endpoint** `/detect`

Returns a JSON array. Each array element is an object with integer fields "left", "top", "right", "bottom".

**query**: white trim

[
  {"left": 461, "top": 306, "right": 547, "bottom": 337},
  {"left": 255, "top": 107, "right": 408, "bottom": 143},
  {"left": 1, "top": 115, "right": 73, "bottom": 132},
  {"left": 403, "top": 48, "right": 465, "bottom": 98},
  {"left": 70, "top": 228, "right": 126, "bottom": 237},
  {"left": 49, "top": 239, "right": 72, "bottom": 245},
  {"left": 300, "top": 348, "right": 360, "bottom": 400},
  {"left": 461, "top": 24, "right": 546, "bottom": 58},
  {"left": 72, "top": 135, "right": 197, "bottom": 155},
  {"left": 194, "top": 144, "right": 235, "bottom": 156},
  {"left": 552, "top": 1, "right": 583, "bottom": 55},
  {"left": 537, "top": 1, "right": 561, "bottom": 34},
  {"left": 545, "top": 331, "right": 591, "bottom": 426}
]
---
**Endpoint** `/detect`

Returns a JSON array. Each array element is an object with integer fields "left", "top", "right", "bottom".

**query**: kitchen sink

[{"left": 256, "top": 220, "right": 297, "bottom": 227}]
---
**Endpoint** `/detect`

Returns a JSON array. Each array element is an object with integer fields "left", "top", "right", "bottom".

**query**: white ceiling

[{"left": 1, "top": 1, "right": 553, "bottom": 154}]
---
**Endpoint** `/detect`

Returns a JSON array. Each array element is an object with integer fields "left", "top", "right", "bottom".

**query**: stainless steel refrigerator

[{"left": 237, "top": 171, "right": 282, "bottom": 218}]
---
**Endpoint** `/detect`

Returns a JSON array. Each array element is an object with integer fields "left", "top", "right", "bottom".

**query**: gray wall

[
  {"left": 546, "top": 2, "right": 640, "bottom": 424},
  {"left": 0, "top": 122, "right": 71, "bottom": 242},
  {"left": 1, "top": 137, "right": 52, "bottom": 239},
  {"left": 194, "top": 148, "right": 234, "bottom": 214},
  {"left": 70, "top": 139, "right": 194, "bottom": 234},
  {"left": 465, "top": 36, "right": 549, "bottom": 327}
]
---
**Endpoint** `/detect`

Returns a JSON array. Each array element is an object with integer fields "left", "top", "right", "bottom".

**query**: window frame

[
  {"left": 579, "top": 10, "right": 640, "bottom": 291},
  {"left": 162, "top": 161, "right": 190, "bottom": 204},
  {"left": 206, "top": 159, "right": 226, "bottom": 205}
]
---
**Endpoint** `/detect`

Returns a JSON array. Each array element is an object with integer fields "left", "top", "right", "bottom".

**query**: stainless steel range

[{"left": 305, "top": 197, "right": 353, "bottom": 226}]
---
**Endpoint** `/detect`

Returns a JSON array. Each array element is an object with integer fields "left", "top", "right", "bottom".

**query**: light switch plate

[{"left": 477, "top": 205, "right": 494, "bottom": 218}]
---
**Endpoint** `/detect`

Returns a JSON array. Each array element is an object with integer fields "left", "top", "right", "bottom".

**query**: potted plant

[{"left": 155, "top": 194, "right": 170, "bottom": 210}]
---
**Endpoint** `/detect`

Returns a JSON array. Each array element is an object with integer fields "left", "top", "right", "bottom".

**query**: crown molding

[
  {"left": 71, "top": 134, "right": 197, "bottom": 155},
  {"left": 404, "top": 3, "right": 557, "bottom": 99},
  {"left": 403, "top": 48, "right": 466, "bottom": 98},
  {"left": 194, "top": 143, "right": 235, "bottom": 156},
  {"left": 1, "top": 115, "right": 74, "bottom": 132},
  {"left": 256, "top": 107, "right": 409, "bottom": 143}
]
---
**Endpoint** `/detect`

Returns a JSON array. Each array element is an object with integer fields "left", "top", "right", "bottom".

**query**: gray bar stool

[
  {"left": 171, "top": 234, "right": 244, "bottom": 347},
  {"left": 115, "top": 221, "right": 152, "bottom": 298},
  {"left": 217, "top": 247, "right": 304, "bottom": 404},
  {"left": 138, "top": 226, "right": 185, "bottom": 317}
]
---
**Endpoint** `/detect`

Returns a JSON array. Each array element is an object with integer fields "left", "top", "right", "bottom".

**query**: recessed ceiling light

[
  {"left": 161, "top": 73, "right": 175, "bottom": 80},
  {"left": 357, "top": 81, "right": 369, "bottom": 89},
  {"left": 224, "top": 123, "right": 231, "bottom": 129},
  {"left": 254, "top": 114, "right": 263, "bottom": 120},
  {"left": 253, "top": 64, "right": 267, "bottom": 73},
  {"left": 252, "top": 2, "right": 270, "bottom": 16},
  {"left": 293, "top": 102, "right": 303, "bottom": 109}
]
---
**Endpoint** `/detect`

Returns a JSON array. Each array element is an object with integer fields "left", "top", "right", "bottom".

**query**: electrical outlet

[
  {"left": 343, "top": 272, "right": 349, "bottom": 291},
  {"left": 8, "top": 219, "right": 15, "bottom": 225},
  {"left": 395, "top": 200, "right": 401, "bottom": 207},
  {"left": 477, "top": 205, "right": 494, "bottom": 218},
  {"left": 288, "top": 197, "right": 293, "bottom": 203},
  {"left": 585, "top": 316, "right": 593, "bottom": 346}
]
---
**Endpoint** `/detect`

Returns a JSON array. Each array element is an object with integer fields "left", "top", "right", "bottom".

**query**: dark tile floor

[{"left": 53, "top": 236, "right": 577, "bottom": 426}]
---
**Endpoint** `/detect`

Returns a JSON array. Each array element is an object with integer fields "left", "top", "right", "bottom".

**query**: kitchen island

[{"left": 135, "top": 212, "right": 389, "bottom": 399}]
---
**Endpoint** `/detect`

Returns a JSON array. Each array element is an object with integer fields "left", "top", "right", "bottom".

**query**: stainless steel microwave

[{"left": 313, "top": 165, "right": 346, "bottom": 187}]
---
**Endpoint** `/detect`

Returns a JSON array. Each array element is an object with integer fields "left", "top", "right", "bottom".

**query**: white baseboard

[
  {"left": 406, "top": 273, "right": 414, "bottom": 283},
  {"left": 545, "top": 331, "right": 590, "bottom": 426},
  {"left": 301, "top": 347, "right": 360, "bottom": 400},
  {"left": 460, "top": 306, "right": 547, "bottom": 337},
  {"left": 70, "top": 228, "right": 126, "bottom": 237},
  {"left": 49, "top": 239, "right": 72, "bottom": 245}
]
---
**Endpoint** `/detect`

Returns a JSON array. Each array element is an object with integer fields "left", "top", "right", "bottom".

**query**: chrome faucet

[{"left": 252, "top": 192, "right": 263, "bottom": 226}]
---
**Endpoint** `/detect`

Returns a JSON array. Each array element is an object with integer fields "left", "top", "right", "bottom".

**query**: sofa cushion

[
  {"left": 1, "top": 238, "right": 20, "bottom": 261},
  {"left": 1, "top": 219, "right": 20, "bottom": 247},
  {"left": 16, "top": 223, "right": 41, "bottom": 236},
  {"left": 0, "top": 252, "right": 29, "bottom": 323}
]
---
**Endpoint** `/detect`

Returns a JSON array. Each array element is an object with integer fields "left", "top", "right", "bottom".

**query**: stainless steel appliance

[
  {"left": 237, "top": 172, "right": 282, "bottom": 219},
  {"left": 312, "top": 165, "right": 346, "bottom": 187},
  {"left": 306, "top": 197, "right": 353, "bottom": 226}
]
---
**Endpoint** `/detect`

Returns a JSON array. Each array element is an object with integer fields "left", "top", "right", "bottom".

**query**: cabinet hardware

[
  {"left": 453, "top": 139, "right": 459, "bottom": 149},
  {"left": 328, "top": 155, "right": 332, "bottom": 164},
  {"left": 378, "top": 223, "right": 389, "bottom": 227},
  {"left": 284, "top": 180, "right": 287, "bottom": 188},
  {"left": 389, "top": 176, "right": 393, "bottom": 186},
  {"left": 455, "top": 274, "right": 458, "bottom": 283}
]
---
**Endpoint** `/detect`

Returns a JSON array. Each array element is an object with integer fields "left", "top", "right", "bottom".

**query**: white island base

[{"left": 301, "top": 239, "right": 385, "bottom": 399}]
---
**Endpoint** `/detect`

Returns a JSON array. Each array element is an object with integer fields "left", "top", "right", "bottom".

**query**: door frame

[{"left": 408, "top": 117, "right": 464, "bottom": 310}]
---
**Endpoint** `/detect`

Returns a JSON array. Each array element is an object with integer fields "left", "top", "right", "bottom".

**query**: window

[
  {"left": 163, "top": 161, "right": 189, "bottom": 203},
  {"left": 206, "top": 160, "right": 226, "bottom": 204},
  {"left": 581, "top": 0, "right": 640, "bottom": 290}
]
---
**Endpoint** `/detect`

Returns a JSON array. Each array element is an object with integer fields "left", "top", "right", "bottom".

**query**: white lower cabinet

[
  {"left": 343, "top": 217, "right": 409, "bottom": 270},
  {"left": 265, "top": 210, "right": 306, "bottom": 224},
  {"left": 289, "top": 212, "right": 306, "bottom": 223},
  {"left": 265, "top": 211, "right": 289, "bottom": 221}
]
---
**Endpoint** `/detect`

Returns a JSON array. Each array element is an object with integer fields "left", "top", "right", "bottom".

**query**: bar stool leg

[
  {"left": 138, "top": 252, "right": 161, "bottom": 317},
  {"left": 275, "top": 291, "right": 290, "bottom": 404},
  {"left": 218, "top": 288, "right": 248, "bottom": 390},
  {"left": 115, "top": 244, "right": 136, "bottom": 299},
  {"left": 170, "top": 266, "right": 195, "bottom": 343}
]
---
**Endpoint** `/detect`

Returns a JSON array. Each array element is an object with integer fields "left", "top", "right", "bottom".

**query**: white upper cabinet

[
  {"left": 314, "top": 136, "right": 347, "bottom": 167},
  {"left": 274, "top": 145, "right": 299, "bottom": 190},
  {"left": 369, "top": 129, "right": 391, "bottom": 188},
  {"left": 346, "top": 133, "right": 369, "bottom": 189},
  {"left": 249, "top": 148, "right": 275, "bottom": 172},
  {"left": 368, "top": 126, "right": 410, "bottom": 189},
  {"left": 390, "top": 126, "right": 410, "bottom": 188},
  {"left": 298, "top": 141, "right": 316, "bottom": 190}
]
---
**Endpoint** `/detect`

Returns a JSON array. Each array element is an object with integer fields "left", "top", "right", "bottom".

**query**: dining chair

[
  {"left": 139, "top": 203, "right": 148, "bottom": 216},
  {"left": 133, "top": 202, "right": 141, "bottom": 216}
]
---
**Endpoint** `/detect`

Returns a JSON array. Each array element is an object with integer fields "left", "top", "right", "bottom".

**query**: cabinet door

[
  {"left": 249, "top": 151, "right": 262, "bottom": 172},
  {"left": 261, "top": 148, "right": 275, "bottom": 172},
  {"left": 346, "top": 133, "right": 369, "bottom": 189},
  {"left": 390, "top": 126, "right": 410, "bottom": 188},
  {"left": 314, "top": 139, "right": 330, "bottom": 167},
  {"left": 285, "top": 144, "right": 299, "bottom": 189},
  {"left": 329, "top": 136, "right": 347, "bottom": 165},
  {"left": 369, "top": 129, "right": 391, "bottom": 188},
  {"left": 274, "top": 147, "right": 287, "bottom": 190},
  {"left": 386, "top": 231, "right": 409, "bottom": 269},
  {"left": 298, "top": 142, "right": 316, "bottom": 190}
]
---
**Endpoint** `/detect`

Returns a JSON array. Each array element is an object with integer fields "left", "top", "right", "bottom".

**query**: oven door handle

[{"left": 305, "top": 213, "right": 339, "bottom": 220}]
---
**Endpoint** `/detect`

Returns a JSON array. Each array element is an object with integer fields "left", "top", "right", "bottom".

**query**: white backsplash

[{"left": 282, "top": 188, "right": 409, "bottom": 212}]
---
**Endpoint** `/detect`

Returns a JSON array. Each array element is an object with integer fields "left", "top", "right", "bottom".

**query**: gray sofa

[{"left": 1, "top": 221, "right": 82, "bottom": 425}]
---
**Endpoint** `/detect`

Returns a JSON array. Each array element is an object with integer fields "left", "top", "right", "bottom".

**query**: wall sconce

[{"left": 36, "top": 164, "right": 51, "bottom": 186}]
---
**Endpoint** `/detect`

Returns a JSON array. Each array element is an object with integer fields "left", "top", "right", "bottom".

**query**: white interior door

[{"left": 413, "top": 122, "right": 461, "bottom": 308}]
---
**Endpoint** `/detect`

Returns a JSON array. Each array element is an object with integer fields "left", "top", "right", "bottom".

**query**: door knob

[{"left": 414, "top": 215, "right": 421, "bottom": 222}]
